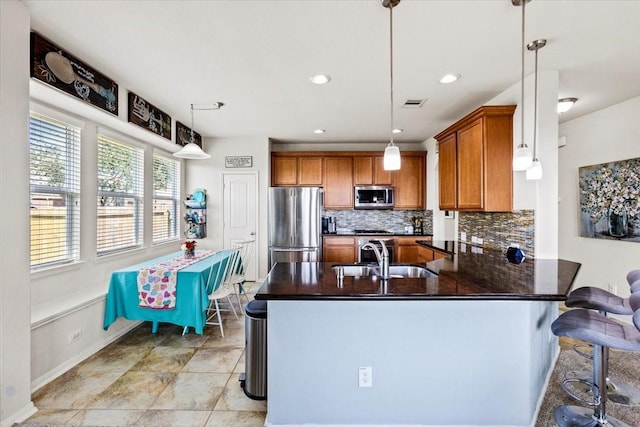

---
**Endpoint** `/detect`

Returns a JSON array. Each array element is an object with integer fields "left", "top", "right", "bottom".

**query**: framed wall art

[
  {"left": 579, "top": 157, "right": 640, "bottom": 242},
  {"left": 128, "top": 92, "right": 172, "bottom": 140},
  {"left": 176, "top": 121, "right": 202, "bottom": 148},
  {"left": 30, "top": 32, "right": 118, "bottom": 115}
]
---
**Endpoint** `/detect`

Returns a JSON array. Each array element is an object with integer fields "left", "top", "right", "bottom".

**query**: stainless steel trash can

[{"left": 240, "top": 299, "right": 267, "bottom": 400}]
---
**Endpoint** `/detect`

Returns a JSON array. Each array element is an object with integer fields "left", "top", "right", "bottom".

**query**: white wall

[
  {"left": 558, "top": 96, "right": 640, "bottom": 296},
  {"left": 186, "top": 136, "right": 270, "bottom": 278},
  {"left": 0, "top": 1, "right": 36, "bottom": 425}
]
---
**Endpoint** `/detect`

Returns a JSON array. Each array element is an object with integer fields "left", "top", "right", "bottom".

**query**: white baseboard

[
  {"left": 30, "top": 321, "right": 141, "bottom": 393},
  {"left": 0, "top": 401, "right": 37, "bottom": 427}
]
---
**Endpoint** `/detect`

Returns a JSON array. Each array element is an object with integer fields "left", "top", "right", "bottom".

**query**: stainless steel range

[{"left": 358, "top": 237, "right": 395, "bottom": 263}]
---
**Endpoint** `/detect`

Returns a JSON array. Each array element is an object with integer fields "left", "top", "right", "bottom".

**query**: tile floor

[{"left": 25, "top": 283, "right": 266, "bottom": 427}]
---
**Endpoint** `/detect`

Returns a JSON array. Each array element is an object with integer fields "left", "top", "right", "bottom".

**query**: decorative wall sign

[
  {"left": 225, "top": 156, "right": 253, "bottom": 168},
  {"left": 176, "top": 121, "right": 202, "bottom": 148},
  {"left": 127, "top": 92, "right": 172, "bottom": 140},
  {"left": 579, "top": 157, "right": 640, "bottom": 242},
  {"left": 30, "top": 32, "right": 118, "bottom": 115}
]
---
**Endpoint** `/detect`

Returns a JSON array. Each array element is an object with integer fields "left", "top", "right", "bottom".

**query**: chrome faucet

[{"left": 361, "top": 240, "right": 390, "bottom": 279}]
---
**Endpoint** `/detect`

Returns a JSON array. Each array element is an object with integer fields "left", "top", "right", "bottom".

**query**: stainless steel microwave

[{"left": 354, "top": 186, "right": 394, "bottom": 209}]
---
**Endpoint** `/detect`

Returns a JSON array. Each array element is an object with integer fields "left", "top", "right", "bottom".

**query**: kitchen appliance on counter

[
  {"left": 322, "top": 216, "right": 337, "bottom": 234},
  {"left": 358, "top": 237, "right": 395, "bottom": 263},
  {"left": 354, "top": 186, "right": 394, "bottom": 209},
  {"left": 269, "top": 187, "right": 322, "bottom": 268}
]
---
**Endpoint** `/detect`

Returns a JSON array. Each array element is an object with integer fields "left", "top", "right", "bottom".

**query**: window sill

[{"left": 31, "top": 259, "right": 87, "bottom": 280}]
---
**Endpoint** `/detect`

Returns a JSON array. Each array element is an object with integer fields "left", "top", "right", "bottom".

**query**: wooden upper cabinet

[
  {"left": 434, "top": 105, "right": 516, "bottom": 212},
  {"left": 271, "top": 156, "right": 298, "bottom": 186},
  {"left": 323, "top": 156, "right": 353, "bottom": 209},
  {"left": 298, "top": 156, "right": 323, "bottom": 185},
  {"left": 354, "top": 156, "right": 392, "bottom": 185},
  {"left": 271, "top": 154, "right": 323, "bottom": 186},
  {"left": 457, "top": 119, "right": 484, "bottom": 210},
  {"left": 373, "top": 156, "right": 393, "bottom": 185},
  {"left": 393, "top": 154, "right": 426, "bottom": 210},
  {"left": 354, "top": 156, "right": 373, "bottom": 185},
  {"left": 438, "top": 134, "right": 457, "bottom": 210}
]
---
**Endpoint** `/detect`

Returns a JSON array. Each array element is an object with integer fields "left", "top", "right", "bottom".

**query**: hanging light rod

[
  {"left": 512, "top": 0, "right": 533, "bottom": 171},
  {"left": 382, "top": 0, "right": 401, "bottom": 171}
]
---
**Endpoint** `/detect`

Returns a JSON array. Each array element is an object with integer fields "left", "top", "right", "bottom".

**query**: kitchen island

[{"left": 255, "top": 245, "right": 580, "bottom": 427}]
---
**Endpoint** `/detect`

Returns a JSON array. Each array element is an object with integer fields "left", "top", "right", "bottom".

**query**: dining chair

[
  {"left": 205, "top": 248, "right": 241, "bottom": 337},
  {"left": 227, "top": 239, "right": 255, "bottom": 314}
]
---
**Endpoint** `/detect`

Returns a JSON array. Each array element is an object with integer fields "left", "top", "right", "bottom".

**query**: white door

[{"left": 223, "top": 172, "right": 258, "bottom": 281}]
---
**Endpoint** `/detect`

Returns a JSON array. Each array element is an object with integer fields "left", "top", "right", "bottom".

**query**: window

[
  {"left": 153, "top": 153, "right": 180, "bottom": 243},
  {"left": 97, "top": 135, "right": 144, "bottom": 255},
  {"left": 29, "top": 113, "right": 81, "bottom": 268}
]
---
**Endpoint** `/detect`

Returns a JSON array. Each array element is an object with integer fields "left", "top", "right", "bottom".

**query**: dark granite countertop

[
  {"left": 323, "top": 232, "right": 434, "bottom": 237},
  {"left": 255, "top": 244, "right": 581, "bottom": 302},
  {"left": 416, "top": 239, "right": 456, "bottom": 255}
]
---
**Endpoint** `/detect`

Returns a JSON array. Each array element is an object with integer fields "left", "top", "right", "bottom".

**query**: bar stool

[
  {"left": 564, "top": 286, "right": 640, "bottom": 405},
  {"left": 551, "top": 293, "right": 640, "bottom": 427}
]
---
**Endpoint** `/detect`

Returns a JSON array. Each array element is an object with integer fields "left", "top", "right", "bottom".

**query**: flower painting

[{"left": 579, "top": 157, "right": 640, "bottom": 242}]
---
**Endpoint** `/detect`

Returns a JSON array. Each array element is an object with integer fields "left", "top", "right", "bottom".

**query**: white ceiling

[{"left": 23, "top": 0, "right": 640, "bottom": 145}]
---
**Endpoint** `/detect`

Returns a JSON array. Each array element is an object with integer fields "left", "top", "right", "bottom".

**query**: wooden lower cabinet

[
  {"left": 323, "top": 236, "right": 356, "bottom": 263},
  {"left": 397, "top": 237, "right": 449, "bottom": 264},
  {"left": 396, "top": 237, "right": 422, "bottom": 263}
]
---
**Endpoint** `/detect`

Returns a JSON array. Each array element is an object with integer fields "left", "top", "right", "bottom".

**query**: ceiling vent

[{"left": 402, "top": 99, "right": 426, "bottom": 108}]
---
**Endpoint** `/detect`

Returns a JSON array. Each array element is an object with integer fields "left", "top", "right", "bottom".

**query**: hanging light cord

[
  {"left": 532, "top": 45, "right": 539, "bottom": 160},
  {"left": 520, "top": 0, "right": 526, "bottom": 150},
  {"left": 389, "top": 3, "right": 395, "bottom": 146},
  {"left": 190, "top": 104, "right": 195, "bottom": 144}
]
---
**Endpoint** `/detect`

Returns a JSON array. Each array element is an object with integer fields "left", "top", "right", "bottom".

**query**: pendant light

[
  {"left": 526, "top": 39, "right": 546, "bottom": 180},
  {"left": 512, "top": 0, "right": 532, "bottom": 171},
  {"left": 173, "top": 104, "right": 211, "bottom": 159},
  {"left": 383, "top": 0, "right": 401, "bottom": 171}
]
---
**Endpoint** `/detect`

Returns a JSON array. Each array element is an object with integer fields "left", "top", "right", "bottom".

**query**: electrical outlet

[
  {"left": 68, "top": 328, "right": 82, "bottom": 344},
  {"left": 608, "top": 283, "right": 617, "bottom": 295},
  {"left": 359, "top": 366, "right": 372, "bottom": 388},
  {"left": 460, "top": 232, "right": 467, "bottom": 241}
]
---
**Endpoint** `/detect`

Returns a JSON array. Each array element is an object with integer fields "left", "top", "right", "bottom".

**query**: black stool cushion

[
  {"left": 551, "top": 309, "right": 640, "bottom": 352},
  {"left": 565, "top": 286, "right": 632, "bottom": 315}
]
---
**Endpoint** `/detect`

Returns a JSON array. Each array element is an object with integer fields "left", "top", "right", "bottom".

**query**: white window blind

[
  {"left": 97, "top": 135, "right": 144, "bottom": 255},
  {"left": 153, "top": 153, "right": 180, "bottom": 243},
  {"left": 29, "top": 112, "right": 81, "bottom": 268}
]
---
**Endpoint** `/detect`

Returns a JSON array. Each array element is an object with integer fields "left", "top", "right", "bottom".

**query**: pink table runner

[{"left": 138, "top": 249, "right": 214, "bottom": 309}]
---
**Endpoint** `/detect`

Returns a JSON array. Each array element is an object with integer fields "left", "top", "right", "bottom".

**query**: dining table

[{"left": 103, "top": 250, "right": 230, "bottom": 335}]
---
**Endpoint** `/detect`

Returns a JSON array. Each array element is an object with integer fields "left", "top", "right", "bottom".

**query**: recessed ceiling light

[
  {"left": 310, "top": 74, "right": 331, "bottom": 85},
  {"left": 439, "top": 73, "right": 461, "bottom": 84},
  {"left": 557, "top": 97, "right": 578, "bottom": 113},
  {"left": 313, "top": 129, "right": 326, "bottom": 134},
  {"left": 392, "top": 128, "right": 403, "bottom": 134}
]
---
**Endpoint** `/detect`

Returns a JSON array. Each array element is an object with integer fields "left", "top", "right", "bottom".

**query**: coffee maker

[{"left": 322, "top": 216, "right": 337, "bottom": 234}]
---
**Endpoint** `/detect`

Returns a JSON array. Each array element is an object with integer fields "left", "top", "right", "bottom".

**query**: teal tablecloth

[{"left": 103, "top": 250, "right": 229, "bottom": 335}]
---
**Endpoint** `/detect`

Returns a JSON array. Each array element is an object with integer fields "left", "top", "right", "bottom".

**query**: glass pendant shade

[
  {"left": 383, "top": 144, "right": 401, "bottom": 170},
  {"left": 173, "top": 142, "right": 211, "bottom": 159},
  {"left": 513, "top": 144, "right": 532, "bottom": 170},
  {"left": 526, "top": 158, "right": 542, "bottom": 180}
]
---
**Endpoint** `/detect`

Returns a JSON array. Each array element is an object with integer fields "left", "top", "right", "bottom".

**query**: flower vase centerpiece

[{"left": 182, "top": 240, "right": 196, "bottom": 258}]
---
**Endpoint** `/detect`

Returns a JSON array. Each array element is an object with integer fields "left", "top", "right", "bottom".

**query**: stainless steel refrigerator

[{"left": 268, "top": 187, "right": 322, "bottom": 268}]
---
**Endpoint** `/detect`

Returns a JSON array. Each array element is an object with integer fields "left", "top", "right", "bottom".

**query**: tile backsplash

[
  {"left": 458, "top": 210, "right": 535, "bottom": 253},
  {"left": 322, "top": 209, "right": 433, "bottom": 234}
]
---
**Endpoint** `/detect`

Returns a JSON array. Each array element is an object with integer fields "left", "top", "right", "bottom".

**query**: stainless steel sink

[
  {"left": 387, "top": 265, "right": 437, "bottom": 278},
  {"left": 331, "top": 264, "right": 437, "bottom": 278},
  {"left": 332, "top": 265, "right": 377, "bottom": 277}
]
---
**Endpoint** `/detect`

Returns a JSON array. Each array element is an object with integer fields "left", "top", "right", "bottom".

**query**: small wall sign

[{"left": 225, "top": 156, "right": 253, "bottom": 168}]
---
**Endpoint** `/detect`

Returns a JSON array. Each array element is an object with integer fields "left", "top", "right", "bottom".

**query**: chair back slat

[{"left": 205, "top": 249, "right": 235, "bottom": 294}]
